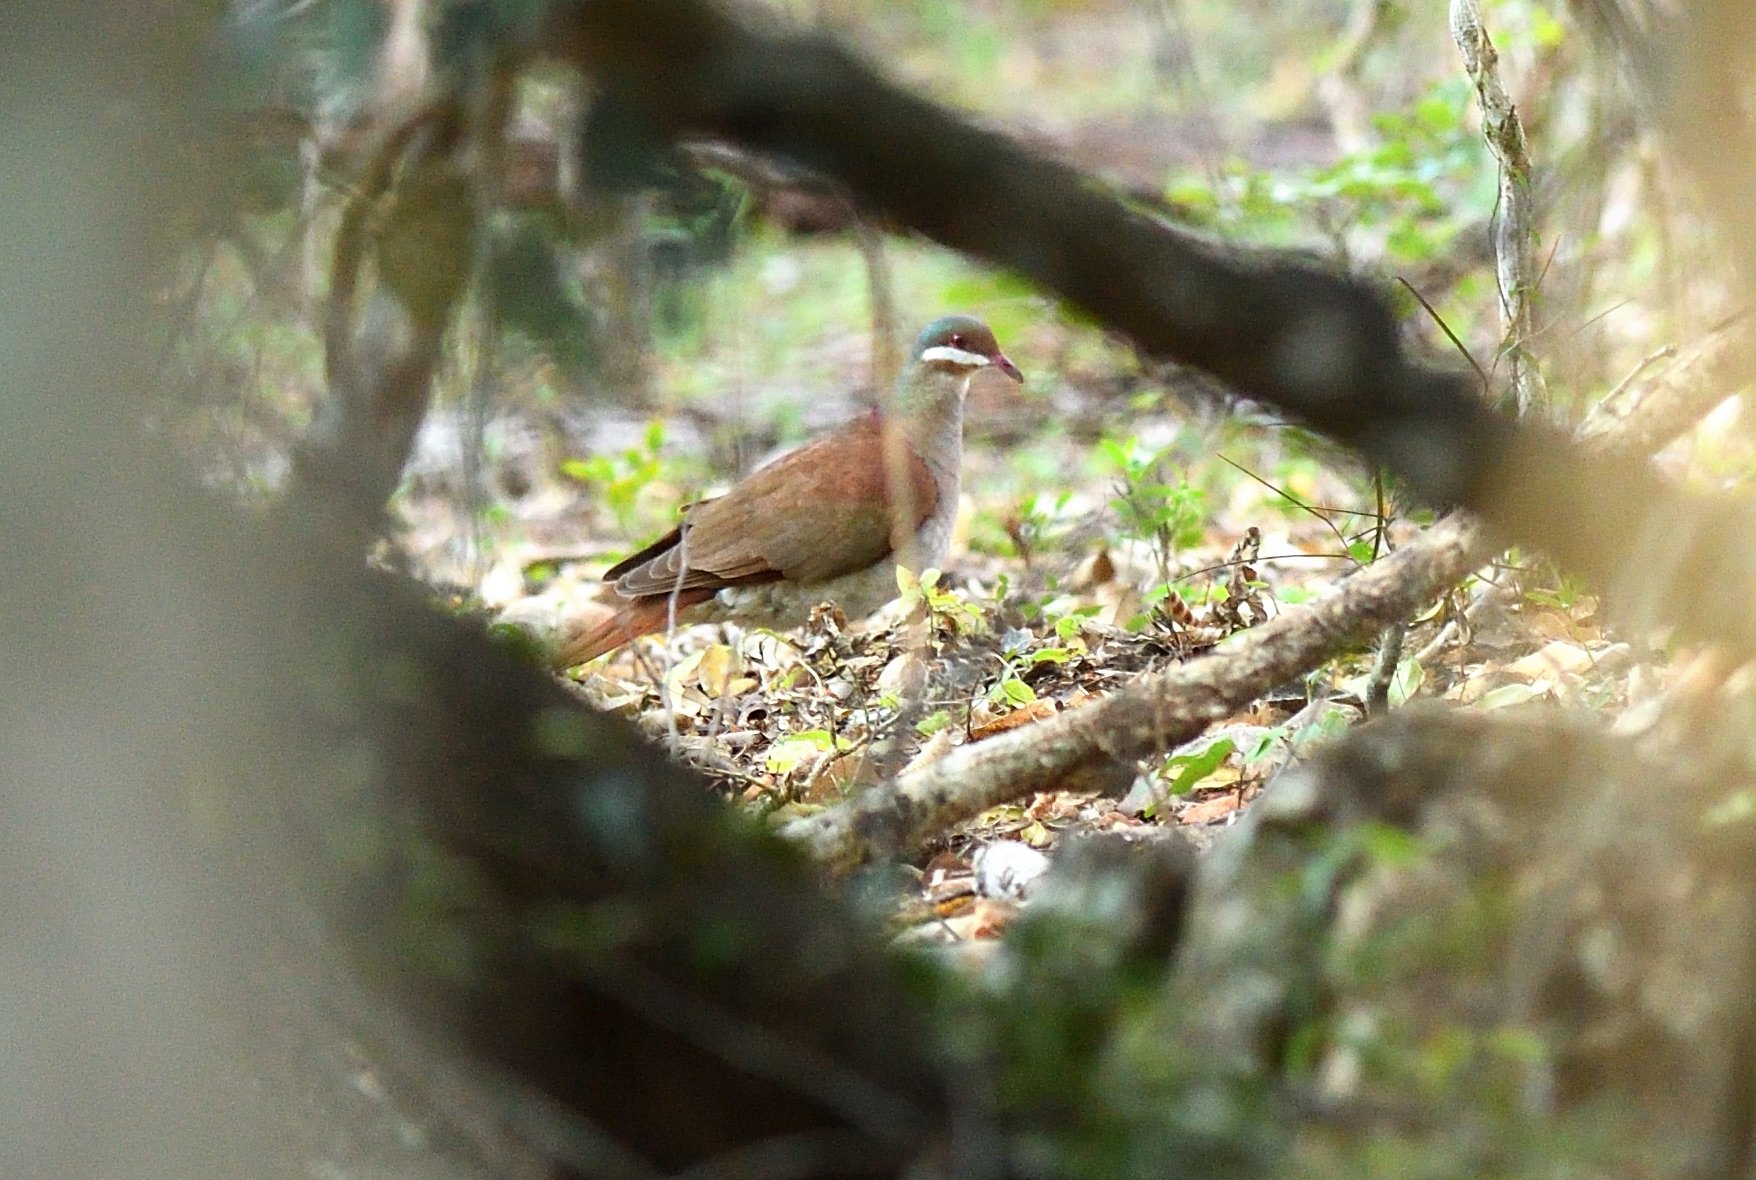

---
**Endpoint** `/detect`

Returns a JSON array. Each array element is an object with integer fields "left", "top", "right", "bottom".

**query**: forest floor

[
  {"left": 357, "top": 0, "right": 1652, "bottom": 957},
  {"left": 388, "top": 312, "right": 1626, "bottom": 954}
]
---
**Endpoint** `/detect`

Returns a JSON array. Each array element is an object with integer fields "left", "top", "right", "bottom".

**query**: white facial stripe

[{"left": 919, "top": 345, "right": 991, "bottom": 368}]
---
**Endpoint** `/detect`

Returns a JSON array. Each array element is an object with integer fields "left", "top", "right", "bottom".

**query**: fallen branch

[
  {"left": 783, "top": 514, "right": 1483, "bottom": 874},
  {"left": 780, "top": 316, "right": 1752, "bottom": 873}
]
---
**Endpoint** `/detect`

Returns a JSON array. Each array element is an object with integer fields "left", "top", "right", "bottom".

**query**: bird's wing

[{"left": 607, "top": 417, "right": 938, "bottom": 598}]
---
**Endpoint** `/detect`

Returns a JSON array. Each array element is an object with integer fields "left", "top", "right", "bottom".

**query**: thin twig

[
  {"left": 1398, "top": 277, "right": 1489, "bottom": 387},
  {"left": 1364, "top": 622, "right": 1406, "bottom": 716},
  {"left": 852, "top": 215, "right": 900, "bottom": 390},
  {"left": 1452, "top": 0, "right": 1548, "bottom": 417},
  {"left": 1215, "top": 453, "right": 1360, "bottom": 557}
]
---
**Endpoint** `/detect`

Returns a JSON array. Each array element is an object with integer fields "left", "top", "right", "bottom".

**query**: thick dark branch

[
  {"left": 550, "top": 2, "right": 1488, "bottom": 496},
  {"left": 11, "top": 17, "right": 962, "bottom": 1170},
  {"left": 267, "top": 527, "right": 954, "bottom": 1173}
]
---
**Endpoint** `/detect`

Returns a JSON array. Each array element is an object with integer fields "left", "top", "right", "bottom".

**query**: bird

[{"left": 557, "top": 315, "right": 1023, "bottom": 668}]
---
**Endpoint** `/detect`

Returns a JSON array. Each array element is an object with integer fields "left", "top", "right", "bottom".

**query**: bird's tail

[{"left": 556, "top": 590, "right": 714, "bottom": 669}]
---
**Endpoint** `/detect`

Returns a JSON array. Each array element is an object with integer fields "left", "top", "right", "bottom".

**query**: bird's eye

[{"left": 950, "top": 334, "right": 966, "bottom": 348}]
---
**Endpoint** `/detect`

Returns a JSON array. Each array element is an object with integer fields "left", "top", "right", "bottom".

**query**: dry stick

[
  {"left": 1411, "top": 576, "right": 1498, "bottom": 668},
  {"left": 298, "top": 132, "right": 325, "bottom": 322},
  {"left": 1380, "top": 1, "right": 1553, "bottom": 675},
  {"left": 1359, "top": 467, "right": 1405, "bottom": 715},
  {"left": 1452, "top": 0, "right": 1548, "bottom": 418},
  {"left": 854, "top": 217, "right": 901, "bottom": 391},
  {"left": 319, "top": 99, "right": 456, "bottom": 397},
  {"left": 459, "top": 68, "right": 517, "bottom": 586},
  {"left": 1296, "top": 6, "right": 1541, "bottom": 712},
  {"left": 1364, "top": 620, "right": 1405, "bottom": 717},
  {"left": 861, "top": 223, "right": 938, "bottom": 782},
  {"left": 780, "top": 320, "right": 1754, "bottom": 875}
]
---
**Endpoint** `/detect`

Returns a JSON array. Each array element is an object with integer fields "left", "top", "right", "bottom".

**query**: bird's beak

[{"left": 994, "top": 352, "right": 1024, "bottom": 383}]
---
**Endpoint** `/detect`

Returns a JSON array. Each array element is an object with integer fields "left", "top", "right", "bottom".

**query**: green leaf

[
  {"left": 1478, "top": 682, "right": 1544, "bottom": 710},
  {"left": 1389, "top": 656, "right": 1425, "bottom": 707},
  {"left": 1704, "top": 790, "right": 1756, "bottom": 828},
  {"left": 764, "top": 729, "right": 835, "bottom": 775},
  {"left": 1242, "top": 730, "right": 1280, "bottom": 765},
  {"left": 915, "top": 710, "right": 953, "bottom": 737},
  {"left": 1164, "top": 737, "right": 1236, "bottom": 795}
]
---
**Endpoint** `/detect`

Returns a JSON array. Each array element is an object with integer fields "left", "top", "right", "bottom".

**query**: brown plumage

[
  {"left": 606, "top": 414, "right": 938, "bottom": 596},
  {"left": 556, "top": 588, "right": 720, "bottom": 669},
  {"left": 558, "top": 315, "right": 1021, "bottom": 668}
]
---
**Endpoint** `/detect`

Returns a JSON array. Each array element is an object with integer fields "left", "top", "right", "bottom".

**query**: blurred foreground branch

[
  {"left": 6, "top": 10, "right": 963, "bottom": 1176},
  {"left": 290, "top": 101, "right": 478, "bottom": 541}
]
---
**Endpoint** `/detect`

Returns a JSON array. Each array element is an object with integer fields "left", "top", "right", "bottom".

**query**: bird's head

[{"left": 912, "top": 315, "right": 1024, "bottom": 385}]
